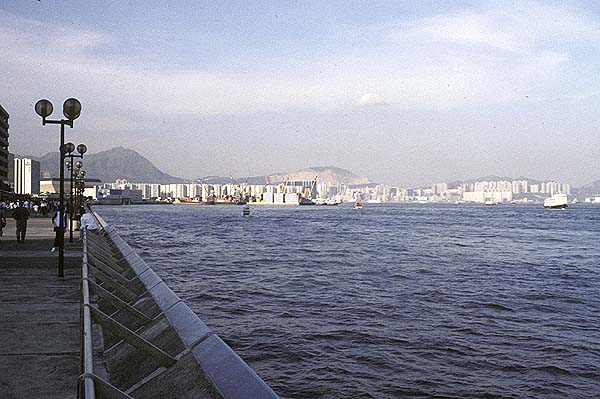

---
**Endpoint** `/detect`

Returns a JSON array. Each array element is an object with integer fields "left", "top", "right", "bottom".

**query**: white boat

[
  {"left": 484, "top": 199, "right": 497, "bottom": 206},
  {"left": 544, "top": 193, "right": 568, "bottom": 209},
  {"left": 572, "top": 198, "right": 578, "bottom": 204}
]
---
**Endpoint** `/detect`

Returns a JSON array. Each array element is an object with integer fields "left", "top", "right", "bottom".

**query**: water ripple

[{"left": 98, "top": 203, "right": 600, "bottom": 399}]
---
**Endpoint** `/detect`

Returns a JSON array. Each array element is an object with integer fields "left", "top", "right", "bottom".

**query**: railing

[
  {"left": 75, "top": 208, "right": 279, "bottom": 398},
  {"left": 79, "top": 228, "right": 134, "bottom": 399},
  {"left": 79, "top": 228, "right": 96, "bottom": 399}
]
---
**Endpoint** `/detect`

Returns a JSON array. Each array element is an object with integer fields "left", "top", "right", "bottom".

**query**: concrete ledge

[
  {"left": 192, "top": 335, "right": 279, "bottom": 399},
  {"left": 138, "top": 268, "right": 162, "bottom": 290},
  {"left": 164, "top": 301, "right": 212, "bottom": 349},
  {"left": 148, "top": 281, "right": 181, "bottom": 311}
]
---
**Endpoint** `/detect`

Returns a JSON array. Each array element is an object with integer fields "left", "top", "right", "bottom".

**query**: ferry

[
  {"left": 544, "top": 193, "right": 568, "bottom": 209},
  {"left": 314, "top": 198, "right": 339, "bottom": 206}
]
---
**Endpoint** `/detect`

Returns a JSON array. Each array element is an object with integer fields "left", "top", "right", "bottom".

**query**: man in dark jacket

[{"left": 13, "top": 201, "right": 30, "bottom": 243}]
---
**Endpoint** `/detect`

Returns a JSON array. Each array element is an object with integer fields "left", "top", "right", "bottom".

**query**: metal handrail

[{"left": 79, "top": 228, "right": 96, "bottom": 399}]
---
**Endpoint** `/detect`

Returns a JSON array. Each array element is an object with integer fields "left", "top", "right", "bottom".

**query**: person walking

[
  {"left": 13, "top": 201, "right": 30, "bottom": 243},
  {"left": 51, "top": 208, "right": 67, "bottom": 252},
  {"left": 40, "top": 199, "right": 48, "bottom": 216}
]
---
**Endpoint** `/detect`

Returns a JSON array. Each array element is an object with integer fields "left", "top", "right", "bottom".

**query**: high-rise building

[
  {"left": 432, "top": 182, "right": 448, "bottom": 195},
  {"left": 0, "top": 105, "right": 9, "bottom": 198},
  {"left": 14, "top": 158, "right": 41, "bottom": 195},
  {"left": 530, "top": 184, "right": 539, "bottom": 193}
]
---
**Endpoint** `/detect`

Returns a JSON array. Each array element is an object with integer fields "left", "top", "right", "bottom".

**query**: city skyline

[
  {"left": 8, "top": 146, "right": 594, "bottom": 190},
  {"left": 2, "top": 1, "right": 600, "bottom": 187}
]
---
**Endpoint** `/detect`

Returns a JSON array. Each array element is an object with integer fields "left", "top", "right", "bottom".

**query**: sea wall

[{"left": 88, "top": 210, "right": 279, "bottom": 399}]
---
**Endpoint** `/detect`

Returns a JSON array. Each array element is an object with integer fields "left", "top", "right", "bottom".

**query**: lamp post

[
  {"left": 73, "top": 168, "right": 86, "bottom": 214},
  {"left": 35, "top": 98, "right": 82, "bottom": 278},
  {"left": 64, "top": 144, "right": 86, "bottom": 243},
  {"left": 78, "top": 170, "right": 86, "bottom": 211}
]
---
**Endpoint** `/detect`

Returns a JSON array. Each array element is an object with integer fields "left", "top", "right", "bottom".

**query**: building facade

[
  {"left": 14, "top": 158, "right": 41, "bottom": 195},
  {"left": 0, "top": 105, "right": 9, "bottom": 198}
]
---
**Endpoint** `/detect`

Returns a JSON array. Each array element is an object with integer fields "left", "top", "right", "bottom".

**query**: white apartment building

[{"left": 14, "top": 157, "right": 40, "bottom": 195}]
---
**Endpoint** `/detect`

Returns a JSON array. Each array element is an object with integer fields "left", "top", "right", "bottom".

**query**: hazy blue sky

[{"left": 2, "top": 1, "right": 600, "bottom": 186}]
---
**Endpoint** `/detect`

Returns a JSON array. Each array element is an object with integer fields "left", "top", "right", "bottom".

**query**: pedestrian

[
  {"left": 40, "top": 199, "right": 48, "bottom": 216},
  {"left": 0, "top": 202, "right": 7, "bottom": 238},
  {"left": 79, "top": 207, "right": 98, "bottom": 239},
  {"left": 51, "top": 208, "right": 68, "bottom": 252},
  {"left": 13, "top": 201, "right": 30, "bottom": 243}
]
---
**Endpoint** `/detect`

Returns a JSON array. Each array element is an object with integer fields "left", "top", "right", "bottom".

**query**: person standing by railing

[{"left": 79, "top": 207, "right": 98, "bottom": 239}]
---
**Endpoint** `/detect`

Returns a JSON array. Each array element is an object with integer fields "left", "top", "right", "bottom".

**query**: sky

[{"left": 2, "top": 0, "right": 600, "bottom": 187}]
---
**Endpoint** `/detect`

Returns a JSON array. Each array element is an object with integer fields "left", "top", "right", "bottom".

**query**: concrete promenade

[{"left": 0, "top": 217, "right": 83, "bottom": 399}]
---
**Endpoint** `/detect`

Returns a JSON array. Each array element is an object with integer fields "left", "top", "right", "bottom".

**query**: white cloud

[{"left": 355, "top": 93, "right": 386, "bottom": 107}]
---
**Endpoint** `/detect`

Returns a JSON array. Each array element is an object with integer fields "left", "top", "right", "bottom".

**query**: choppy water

[{"left": 97, "top": 203, "right": 600, "bottom": 398}]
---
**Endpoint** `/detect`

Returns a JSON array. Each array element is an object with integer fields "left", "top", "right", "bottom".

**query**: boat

[
  {"left": 354, "top": 198, "right": 362, "bottom": 209},
  {"left": 572, "top": 198, "right": 578, "bottom": 204},
  {"left": 484, "top": 199, "right": 498, "bottom": 206},
  {"left": 242, "top": 205, "right": 251, "bottom": 215},
  {"left": 544, "top": 193, "right": 568, "bottom": 209},
  {"left": 314, "top": 198, "right": 339, "bottom": 206}
]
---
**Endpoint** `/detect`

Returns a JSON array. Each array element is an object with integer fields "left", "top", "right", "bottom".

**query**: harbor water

[{"left": 97, "top": 203, "right": 600, "bottom": 398}]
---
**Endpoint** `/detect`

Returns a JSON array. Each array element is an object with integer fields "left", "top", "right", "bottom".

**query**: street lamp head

[
  {"left": 64, "top": 142, "right": 75, "bottom": 154},
  {"left": 77, "top": 144, "right": 87, "bottom": 155},
  {"left": 75, "top": 160, "right": 83, "bottom": 169},
  {"left": 81, "top": 170, "right": 86, "bottom": 177},
  {"left": 63, "top": 98, "right": 81, "bottom": 120},
  {"left": 35, "top": 99, "right": 54, "bottom": 119},
  {"left": 65, "top": 160, "right": 72, "bottom": 168}
]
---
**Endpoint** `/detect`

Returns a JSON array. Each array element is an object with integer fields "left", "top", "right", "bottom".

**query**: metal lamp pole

[
  {"left": 64, "top": 146, "right": 86, "bottom": 243},
  {"left": 78, "top": 170, "right": 86, "bottom": 211},
  {"left": 35, "top": 98, "right": 82, "bottom": 278}
]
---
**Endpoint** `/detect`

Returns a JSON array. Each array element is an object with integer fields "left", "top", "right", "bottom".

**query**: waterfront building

[
  {"left": 432, "top": 182, "right": 448, "bottom": 195},
  {"left": 97, "top": 187, "right": 142, "bottom": 204},
  {"left": 463, "top": 190, "right": 512, "bottom": 203},
  {"left": 41, "top": 178, "right": 102, "bottom": 195},
  {"left": 13, "top": 157, "right": 41, "bottom": 195},
  {"left": 201, "top": 184, "right": 210, "bottom": 200},
  {"left": 0, "top": 105, "right": 9, "bottom": 198}
]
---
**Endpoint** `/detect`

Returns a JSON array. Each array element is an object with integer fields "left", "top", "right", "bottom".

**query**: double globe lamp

[{"left": 34, "top": 98, "right": 82, "bottom": 278}]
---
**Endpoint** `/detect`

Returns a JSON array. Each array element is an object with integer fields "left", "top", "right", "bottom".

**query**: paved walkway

[{"left": 0, "top": 217, "right": 83, "bottom": 399}]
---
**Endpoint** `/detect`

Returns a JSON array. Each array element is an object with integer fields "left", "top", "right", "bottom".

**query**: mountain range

[
  {"left": 575, "top": 180, "right": 600, "bottom": 198},
  {"left": 30, "top": 147, "right": 369, "bottom": 186},
  {"left": 35, "top": 147, "right": 183, "bottom": 184},
  {"left": 196, "top": 166, "right": 370, "bottom": 185}
]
